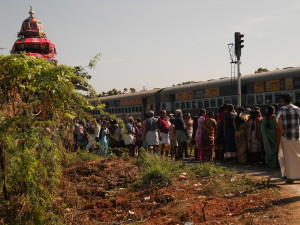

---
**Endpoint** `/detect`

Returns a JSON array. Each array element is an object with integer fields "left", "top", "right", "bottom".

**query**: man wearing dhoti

[{"left": 276, "top": 92, "right": 300, "bottom": 184}]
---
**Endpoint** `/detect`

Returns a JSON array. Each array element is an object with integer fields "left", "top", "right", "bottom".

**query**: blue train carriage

[
  {"left": 159, "top": 67, "right": 300, "bottom": 116},
  {"left": 99, "top": 88, "right": 164, "bottom": 119}
]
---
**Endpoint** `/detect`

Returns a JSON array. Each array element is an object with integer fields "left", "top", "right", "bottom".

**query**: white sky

[{"left": 1, "top": 0, "right": 300, "bottom": 93}]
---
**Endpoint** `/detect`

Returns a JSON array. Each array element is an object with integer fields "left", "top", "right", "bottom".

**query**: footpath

[{"left": 213, "top": 162, "right": 300, "bottom": 224}]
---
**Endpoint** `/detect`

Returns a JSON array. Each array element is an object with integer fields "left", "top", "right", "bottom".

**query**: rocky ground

[{"left": 56, "top": 157, "right": 300, "bottom": 224}]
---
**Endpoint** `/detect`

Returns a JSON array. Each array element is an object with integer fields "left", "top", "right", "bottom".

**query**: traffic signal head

[{"left": 234, "top": 32, "right": 244, "bottom": 60}]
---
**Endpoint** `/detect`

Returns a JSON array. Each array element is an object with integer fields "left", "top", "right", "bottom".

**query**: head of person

[
  {"left": 245, "top": 108, "right": 251, "bottom": 115},
  {"left": 199, "top": 109, "right": 206, "bottom": 117},
  {"left": 250, "top": 110, "right": 259, "bottom": 120},
  {"left": 175, "top": 109, "right": 182, "bottom": 118},
  {"left": 148, "top": 110, "right": 155, "bottom": 118},
  {"left": 234, "top": 105, "right": 239, "bottom": 113},
  {"left": 237, "top": 107, "right": 245, "bottom": 115},
  {"left": 170, "top": 118, "right": 175, "bottom": 125},
  {"left": 145, "top": 112, "right": 150, "bottom": 119},
  {"left": 227, "top": 104, "right": 234, "bottom": 112},
  {"left": 127, "top": 116, "right": 134, "bottom": 124},
  {"left": 266, "top": 105, "right": 275, "bottom": 116},
  {"left": 207, "top": 111, "right": 214, "bottom": 118},
  {"left": 185, "top": 113, "right": 191, "bottom": 120},
  {"left": 280, "top": 92, "right": 292, "bottom": 105},
  {"left": 160, "top": 110, "right": 166, "bottom": 118}
]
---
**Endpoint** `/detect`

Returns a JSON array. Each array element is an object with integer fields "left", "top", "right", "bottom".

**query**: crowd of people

[{"left": 73, "top": 92, "right": 300, "bottom": 184}]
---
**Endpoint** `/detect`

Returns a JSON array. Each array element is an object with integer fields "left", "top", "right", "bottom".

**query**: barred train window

[
  {"left": 210, "top": 99, "right": 216, "bottom": 108},
  {"left": 181, "top": 102, "right": 186, "bottom": 109},
  {"left": 198, "top": 100, "right": 203, "bottom": 109},
  {"left": 265, "top": 94, "right": 273, "bottom": 104},
  {"left": 204, "top": 99, "right": 209, "bottom": 108},
  {"left": 256, "top": 95, "right": 264, "bottom": 104},
  {"left": 275, "top": 93, "right": 282, "bottom": 104},
  {"left": 192, "top": 100, "right": 197, "bottom": 109},
  {"left": 217, "top": 98, "right": 223, "bottom": 107},
  {"left": 186, "top": 101, "right": 191, "bottom": 109}
]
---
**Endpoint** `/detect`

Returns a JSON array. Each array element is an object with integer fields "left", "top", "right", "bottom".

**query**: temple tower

[{"left": 11, "top": 6, "right": 57, "bottom": 63}]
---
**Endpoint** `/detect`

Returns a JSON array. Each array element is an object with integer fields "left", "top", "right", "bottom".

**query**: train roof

[
  {"left": 98, "top": 67, "right": 300, "bottom": 101},
  {"left": 99, "top": 88, "right": 163, "bottom": 102},
  {"left": 160, "top": 67, "right": 300, "bottom": 93}
]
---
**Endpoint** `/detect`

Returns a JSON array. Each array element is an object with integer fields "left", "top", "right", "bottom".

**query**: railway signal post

[{"left": 234, "top": 32, "right": 244, "bottom": 106}]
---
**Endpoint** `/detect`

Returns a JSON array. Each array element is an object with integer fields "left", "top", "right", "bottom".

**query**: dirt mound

[
  {"left": 63, "top": 158, "right": 138, "bottom": 198},
  {"left": 57, "top": 158, "right": 292, "bottom": 225}
]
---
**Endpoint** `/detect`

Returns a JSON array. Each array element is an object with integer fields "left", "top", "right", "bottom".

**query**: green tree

[{"left": 0, "top": 54, "right": 102, "bottom": 223}]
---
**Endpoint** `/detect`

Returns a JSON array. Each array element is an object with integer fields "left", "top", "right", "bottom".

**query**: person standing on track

[{"left": 275, "top": 92, "right": 300, "bottom": 184}]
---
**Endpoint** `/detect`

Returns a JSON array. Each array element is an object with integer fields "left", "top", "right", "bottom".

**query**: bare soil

[{"left": 57, "top": 158, "right": 297, "bottom": 225}]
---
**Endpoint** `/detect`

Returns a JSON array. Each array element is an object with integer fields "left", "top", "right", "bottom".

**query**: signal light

[{"left": 234, "top": 32, "right": 244, "bottom": 60}]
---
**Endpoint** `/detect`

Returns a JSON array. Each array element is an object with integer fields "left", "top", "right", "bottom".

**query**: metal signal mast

[{"left": 234, "top": 32, "right": 244, "bottom": 106}]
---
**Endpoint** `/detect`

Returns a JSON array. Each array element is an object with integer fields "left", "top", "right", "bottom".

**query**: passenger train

[{"left": 89, "top": 67, "right": 300, "bottom": 119}]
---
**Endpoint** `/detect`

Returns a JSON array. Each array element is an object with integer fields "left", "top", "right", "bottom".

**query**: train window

[
  {"left": 294, "top": 78, "right": 300, "bottom": 89},
  {"left": 181, "top": 102, "right": 186, "bottom": 109},
  {"left": 128, "top": 107, "right": 132, "bottom": 113},
  {"left": 224, "top": 97, "right": 231, "bottom": 104},
  {"left": 192, "top": 100, "right": 197, "bottom": 109},
  {"left": 247, "top": 95, "right": 254, "bottom": 105},
  {"left": 217, "top": 98, "right": 223, "bottom": 107},
  {"left": 295, "top": 92, "right": 300, "bottom": 105},
  {"left": 280, "top": 79, "right": 285, "bottom": 90},
  {"left": 161, "top": 103, "right": 166, "bottom": 110},
  {"left": 198, "top": 100, "right": 203, "bottom": 109},
  {"left": 275, "top": 93, "right": 283, "bottom": 104},
  {"left": 122, "top": 108, "right": 124, "bottom": 113},
  {"left": 132, "top": 107, "right": 135, "bottom": 113},
  {"left": 204, "top": 99, "right": 209, "bottom": 108},
  {"left": 265, "top": 94, "right": 273, "bottom": 104},
  {"left": 210, "top": 99, "right": 216, "bottom": 108},
  {"left": 256, "top": 95, "right": 264, "bottom": 105},
  {"left": 150, "top": 104, "right": 154, "bottom": 111},
  {"left": 232, "top": 96, "right": 237, "bottom": 106},
  {"left": 135, "top": 106, "right": 139, "bottom": 112},
  {"left": 125, "top": 108, "right": 128, "bottom": 113},
  {"left": 175, "top": 102, "right": 180, "bottom": 109},
  {"left": 186, "top": 101, "right": 191, "bottom": 109},
  {"left": 118, "top": 108, "right": 121, "bottom": 113},
  {"left": 139, "top": 106, "right": 142, "bottom": 112}
]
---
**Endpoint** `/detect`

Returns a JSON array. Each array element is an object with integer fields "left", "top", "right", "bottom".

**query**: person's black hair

[
  {"left": 170, "top": 118, "right": 175, "bottom": 124},
  {"left": 208, "top": 111, "right": 214, "bottom": 118},
  {"left": 237, "top": 107, "right": 245, "bottom": 115},
  {"left": 280, "top": 92, "right": 292, "bottom": 104},
  {"left": 227, "top": 104, "right": 234, "bottom": 112},
  {"left": 199, "top": 108, "right": 206, "bottom": 116}
]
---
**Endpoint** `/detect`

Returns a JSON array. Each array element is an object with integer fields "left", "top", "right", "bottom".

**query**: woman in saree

[
  {"left": 200, "top": 111, "right": 217, "bottom": 161},
  {"left": 195, "top": 109, "right": 206, "bottom": 161},
  {"left": 261, "top": 106, "right": 278, "bottom": 167},
  {"left": 223, "top": 104, "right": 237, "bottom": 162},
  {"left": 247, "top": 109, "right": 263, "bottom": 164},
  {"left": 233, "top": 107, "right": 249, "bottom": 164}
]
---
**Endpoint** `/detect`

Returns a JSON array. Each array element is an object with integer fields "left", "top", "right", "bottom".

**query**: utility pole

[{"left": 234, "top": 32, "right": 244, "bottom": 106}]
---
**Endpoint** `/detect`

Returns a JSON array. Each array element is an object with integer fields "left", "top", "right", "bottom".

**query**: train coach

[{"left": 96, "top": 67, "right": 300, "bottom": 118}]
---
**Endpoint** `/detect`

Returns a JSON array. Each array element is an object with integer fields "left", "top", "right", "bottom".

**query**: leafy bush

[
  {"left": 132, "top": 150, "right": 184, "bottom": 189},
  {"left": 0, "top": 54, "right": 100, "bottom": 224}
]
